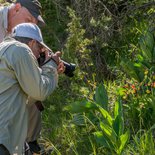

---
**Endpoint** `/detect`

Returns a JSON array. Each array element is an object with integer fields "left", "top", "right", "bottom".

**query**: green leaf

[
  {"left": 71, "top": 114, "right": 85, "bottom": 126},
  {"left": 113, "top": 99, "right": 124, "bottom": 136},
  {"left": 118, "top": 130, "right": 130, "bottom": 154},
  {"left": 66, "top": 100, "right": 97, "bottom": 113},
  {"left": 120, "top": 60, "right": 141, "bottom": 82},
  {"left": 95, "top": 83, "right": 108, "bottom": 110},
  {"left": 100, "top": 122, "right": 116, "bottom": 144},
  {"left": 117, "top": 88, "right": 126, "bottom": 96},
  {"left": 139, "top": 31, "right": 154, "bottom": 60},
  {"left": 114, "top": 99, "right": 122, "bottom": 119},
  {"left": 134, "top": 62, "right": 142, "bottom": 67},
  {"left": 97, "top": 105, "right": 113, "bottom": 126},
  {"left": 113, "top": 116, "right": 121, "bottom": 138},
  {"left": 93, "top": 131, "right": 112, "bottom": 148}
]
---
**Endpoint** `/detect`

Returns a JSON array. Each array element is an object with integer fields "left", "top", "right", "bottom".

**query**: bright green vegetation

[{"left": 39, "top": 0, "right": 155, "bottom": 154}]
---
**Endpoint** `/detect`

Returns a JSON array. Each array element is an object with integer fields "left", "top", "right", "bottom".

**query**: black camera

[
  {"left": 62, "top": 61, "right": 76, "bottom": 77},
  {"left": 38, "top": 53, "right": 76, "bottom": 77}
]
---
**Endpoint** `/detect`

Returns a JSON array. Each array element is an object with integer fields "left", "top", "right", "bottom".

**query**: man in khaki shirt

[
  {"left": 0, "top": 0, "right": 46, "bottom": 154},
  {"left": 0, "top": 23, "right": 61, "bottom": 155}
]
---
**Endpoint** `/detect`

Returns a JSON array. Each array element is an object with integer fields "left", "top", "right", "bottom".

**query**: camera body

[
  {"left": 62, "top": 61, "right": 76, "bottom": 77},
  {"left": 38, "top": 53, "right": 76, "bottom": 77}
]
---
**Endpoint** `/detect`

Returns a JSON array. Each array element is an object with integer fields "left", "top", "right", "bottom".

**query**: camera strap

[{"left": 41, "top": 57, "right": 57, "bottom": 66}]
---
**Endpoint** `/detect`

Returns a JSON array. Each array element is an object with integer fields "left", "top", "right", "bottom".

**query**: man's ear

[
  {"left": 28, "top": 40, "right": 35, "bottom": 48},
  {"left": 28, "top": 39, "right": 33, "bottom": 46}
]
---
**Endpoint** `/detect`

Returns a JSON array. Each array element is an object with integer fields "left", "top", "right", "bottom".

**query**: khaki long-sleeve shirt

[{"left": 0, "top": 37, "right": 58, "bottom": 154}]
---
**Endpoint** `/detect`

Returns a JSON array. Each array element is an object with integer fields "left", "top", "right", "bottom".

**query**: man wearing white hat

[
  {"left": 0, "top": 23, "right": 61, "bottom": 155},
  {"left": 0, "top": 1, "right": 50, "bottom": 154}
]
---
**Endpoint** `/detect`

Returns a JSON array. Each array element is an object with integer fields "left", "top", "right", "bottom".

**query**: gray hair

[{"left": 13, "top": 36, "right": 32, "bottom": 44}]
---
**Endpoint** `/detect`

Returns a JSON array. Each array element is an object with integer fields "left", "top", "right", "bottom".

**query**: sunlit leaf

[
  {"left": 117, "top": 88, "right": 126, "bottom": 96},
  {"left": 71, "top": 114, "right": 86, "bottom": 126},
  {"left": 118, "top": 130, "right": 130, "bottom": 154},
  {"left": 95, "top": 83, "right": 108, "bottom": 110},
  {"left": 100, "top": 122, "right": 116, "bottom": 143},
  {"left": 93, "top": 131, "right": 113, "bottom": 148},
  {"left": 66, "top": 100, "right": 97, "bottom": 113},
  {"left": 97, "top": 105, "right": 113, "bottom": 126}
]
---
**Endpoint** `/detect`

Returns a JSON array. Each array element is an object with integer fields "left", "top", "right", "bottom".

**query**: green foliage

[
  {"left": 65, "top": 7, "right": 92, "bottom": 57},
  {"left": 39, "top": 0, "right": 155, "bottom": 154},
  {"left": 120, "top": 28, "right": 155, "bottom": 82},
  {"left": 120, "top": 60, "right": 145, "bottom": 82},
  {"left": 126, "top": 129, "right": 155, "bottom": 155},
  {"left": 64, "top": 7, "right": 93, "bottom": 81},
  {"left": 119, "top": 29, "right": 155, "bottom": 131},
  {"left": 95, "top": 83, "right": 108, "bottom": 110},
  {"left": 139, "top": 31, "right": 155, "bottom": 61},
  {"left": 67, "top": 83, "right": 129, "bottom": 154},
  {"left": 40, "top": 0, "right": 68, "bottom": 51},
  {"left": 94, "top": 100, "right": 129, "bottom": 155}
]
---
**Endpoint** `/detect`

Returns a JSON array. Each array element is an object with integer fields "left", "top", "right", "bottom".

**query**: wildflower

[
  {"left": 152, "top": 82, "right": 155, "bottom": 88},
  {"left": 146, "top": 89, "right": 151, "bottom": 94},
  {"left": 140, "top": 103, "right": 145, "bottom": 109},
  {"left": 144, "top": 70, "right": 149, "bottom": 75},
  {"left": 147, "top": 83, "right": 151, "bottom": 86},
  {"left": 131, "top": 85, "right": 135, "bottom": 89},
  {"left": 132, "top": 89, "right": 136, "bottom": 94},
  {"left": 123, "top": 95, "right": 127, "bottom": 99}
]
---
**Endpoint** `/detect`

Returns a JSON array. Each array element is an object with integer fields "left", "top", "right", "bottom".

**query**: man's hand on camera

[
  {"left": 44, "top": 50, "right": 61, "bottom": 66},
  {"left": 50, "top": 51, "right": 61, "bottom": 65}
]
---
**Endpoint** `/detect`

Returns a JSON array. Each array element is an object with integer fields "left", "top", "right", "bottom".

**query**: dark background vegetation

[{"left": 38, "top": 1, "right": 155, "bottom": 154}]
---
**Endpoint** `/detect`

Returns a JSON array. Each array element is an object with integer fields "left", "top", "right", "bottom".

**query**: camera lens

[{"left": 63, "top": 61, "right": 76, "bottom": 77}]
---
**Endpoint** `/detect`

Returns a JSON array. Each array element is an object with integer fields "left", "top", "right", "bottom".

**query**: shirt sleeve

[{"left": 6, "top": 44, "right": 58, "bottom": 101}]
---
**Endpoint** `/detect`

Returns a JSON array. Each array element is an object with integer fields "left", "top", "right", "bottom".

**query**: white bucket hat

[{"left": 12, "top": 23, "right": 51, "bottom": 52}]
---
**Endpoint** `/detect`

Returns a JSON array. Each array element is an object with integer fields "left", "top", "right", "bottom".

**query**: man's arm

[{"left": 7, "top": 44, "right": 58, "bottom": 101}]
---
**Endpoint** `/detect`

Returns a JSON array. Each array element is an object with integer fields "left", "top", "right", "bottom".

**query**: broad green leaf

[
  {"left": 97, "top": 105, "right": 113, "bottom": 126},
  {"left": 93, "top": 131, "right": 112, "bottom": 148},
  {"left": 118, "top": 130, "right": 130, "bottom": 154},
  {"left": 71, "top": 114, "right": 85, "bottom": 126},
  {"left": 100, "top": 122, "right": 116, "bottom": 143},
  {"left": 66, "top": 100, "right": 97, "bottom": 113},
  {"left": 113, "top": 99, "right": 124, "bottom": 136},
  {"left": 120, "top": 60, "right": 141, "bottom": 82},
  {"left": 139, "top": 31, "right": 154, "bottom": 60},
  {"left": 145, "top": 32, "right": 154, "bottom": 53},
  {"left": 134, "top": 62, "right": 141, "bottom": 67},
  {"left": 117, "top": 88, "right": 126, "bottom": 96},
  {"left": 95, "top": 83, "right": 108, "bottom": 110},
  {"left": 113, "top": 116, "right": 120, "bottom": 137}
]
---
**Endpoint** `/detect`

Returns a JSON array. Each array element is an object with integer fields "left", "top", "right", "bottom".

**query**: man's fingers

[{"left": 55, "top": 51, "right": 62, "bottom": 57}]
